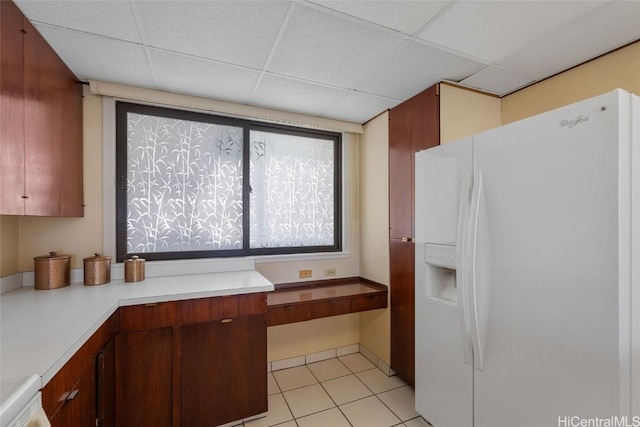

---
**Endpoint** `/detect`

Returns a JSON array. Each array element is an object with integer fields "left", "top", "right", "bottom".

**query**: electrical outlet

[
  {"left": 299, "top": 269, "right": 312, "bottom": 279},
  {"left": 324, "top": 268, "right": 336, "bottom": 277}
]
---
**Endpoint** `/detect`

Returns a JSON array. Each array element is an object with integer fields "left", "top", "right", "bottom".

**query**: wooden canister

[
  {"left": 83, "top": 253, "right": 111, "bottom": 286},
  {"left": 34, "top": 251, "right": 71, "bottom": 290},
  {"left": 124, "top": 256, "right": 145, "bottom": 282}
]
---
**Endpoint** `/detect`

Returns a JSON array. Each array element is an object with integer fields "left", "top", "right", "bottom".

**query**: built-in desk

[{"left": 267, "top": 278, "right": 388, "bottom": 326}]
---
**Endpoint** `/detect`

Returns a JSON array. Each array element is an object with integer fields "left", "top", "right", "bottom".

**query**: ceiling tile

[
  {"left": 251, "top": 74, "right": 348, "bottom": 117},
  {"left": 310, "top": 0, "right": 450, "bottom": 35},
  {"left": 132, "top": 1, "right": 290, "bottom": 69},
  {"left": 321, "top": 92, "right": 400, "bottom": 124},
  {"left": 355, "top": 41, "right": 485, "bottom": 100},
  {"left": 460, "top": 66, "right": 533, "bottom": 96},
  {"left": 149, "top": 49, "right": 261, "bottom": 105},
  {"left": 15, "top": 0, "right": 141, "bottom": 43},
  {"left": 267, "top": 3, "right": 406, "bottom": 88},
  {"left": 418, "top": 1, "right": 606, "bottom": 63},
  {"left": 34, "top": 24, "right": 154, "bottom": 89},
  {"left": 499, "top": 1, "right": 640, "bottom": 80}
]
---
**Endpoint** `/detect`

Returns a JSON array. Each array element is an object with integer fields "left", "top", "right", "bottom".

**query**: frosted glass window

[
  {"left": 250, "top": 130, "right": 335, "bottom": 248},
  {"left": 116, "top": 102, "right": 341, "bottom": 261},
  {"left": 125, "top": 112, "right": 243, "bottom": 254}
]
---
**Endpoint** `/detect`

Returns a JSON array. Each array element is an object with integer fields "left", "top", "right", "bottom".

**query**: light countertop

[{"left": 0, "top": 269, "right": 273, "bottom": 426}]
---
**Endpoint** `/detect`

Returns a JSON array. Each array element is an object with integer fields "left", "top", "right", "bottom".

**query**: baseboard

[{"left": 268, "top": 343, "right": 396, "bottom": 377}]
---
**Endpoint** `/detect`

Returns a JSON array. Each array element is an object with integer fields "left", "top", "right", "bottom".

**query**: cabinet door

[
  {"left": 388, "top": 100, "right": 413, "bottom": 240},
  {"left": 48, "top": 366, "right": 97, "bottom": 427},
  {"left": 97, "top": 337, "right": 115, "bottom": 427},
  {"left": 59, "top": 69, "right": 83, "bottom": 217},
  {"left": 390, "top": 239, "right": 415, "bottom": 385},
  {"left": 23, "top": 18, "right": 60, "bottom": 216},
  {"left": 0, "top": 0, "right": 25, "bottom": 214},
  {"left": 181, "top": 313, "right": 267, "bottom": 427},
  {"left": 116, "top": 328, "right": 175, "bottom": 427}
]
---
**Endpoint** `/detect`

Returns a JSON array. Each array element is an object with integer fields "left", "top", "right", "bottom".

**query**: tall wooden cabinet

[
  {"left": 0, "top": 0, "right": 83, "bottom": 216},
  {"left": 389, "top": 84, "right": 440, "bottom": 385}
]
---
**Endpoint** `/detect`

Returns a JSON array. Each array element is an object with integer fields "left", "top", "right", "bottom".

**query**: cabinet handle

[
  {"left": 144, "top": 303, "right": 158, "bottom": 307},
  {"left": 284, "top": 305, "right": 294, "bottom": 310},
  {"left": 328, "top": 300, "right": 336, "bottom": 304},
  {"left": 221, "top": 318, "right": 232, "bottom": 324},
  {"left": 65, "top": 390, "right": 79, "bottom": 401},
  {"left": 21, "top": 195, "right": 29, "bottom": 199},
  {"left": 401, "top": 237, "right": 414, "bottom": 243},
  {"left": 366, "top": 294, "right": 375, "bottom": 299}
]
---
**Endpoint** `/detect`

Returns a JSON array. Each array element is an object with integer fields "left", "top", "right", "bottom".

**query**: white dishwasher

[
  {"left": 0, "top": 376, "right": 49, "bottom": 427},
  {"left": 5, "top": 392, "right": 49, "bottom": 427}
]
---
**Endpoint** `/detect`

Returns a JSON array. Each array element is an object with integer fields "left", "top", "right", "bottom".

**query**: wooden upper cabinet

[
  {"left": 59, "top": 67, "right": 84, "bottom": 217},
  {"left": 0, "top": 1, "right": 83, "bottom": 217},
  {"left": 389, "top": 85, "right": 440, "bottom": 240},
  {"left": 0, "top": 0, "right": 25, "bottom": 215},
  {"left": 410, "top": 85, "right": 440, "bottom": 152},
  {"left": 388, "top": 99, "right": 413, "bottom": 240},
  {"left": 23, "top": 17, "right": 60, "bottom": 216}
]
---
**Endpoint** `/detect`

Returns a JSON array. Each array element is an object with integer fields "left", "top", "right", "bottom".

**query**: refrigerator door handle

[
  {"left": 457, "top": 171, "right": 473, "bottom": 366},
  {"left": 468, "top": 171, "right": 490, "bottom": 371}
]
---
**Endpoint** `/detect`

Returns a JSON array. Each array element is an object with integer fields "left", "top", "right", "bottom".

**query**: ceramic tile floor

[{"left": 239, "top": 353, "right": 432, "bottom": 427}]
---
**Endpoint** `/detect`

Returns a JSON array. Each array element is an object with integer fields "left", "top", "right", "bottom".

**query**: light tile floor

[{"left": 241, "top": 353, "right": 431, "bottom": 427}]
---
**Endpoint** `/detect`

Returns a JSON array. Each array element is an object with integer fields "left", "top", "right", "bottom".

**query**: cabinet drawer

[
  {"left": 310, "top": 298, "right": 351, "bottom": 319},
  {"left": 181, "top": 297, "right": 221, "bottom": 325},
  {"left": 181, "top": 293, "right": 267, "bottom": 325},
  {"left": 268, "top": 303, "right": 311, "bottom": 326},
  {"left": 119, "top": 302, "right": 179, "bottom": 332},
  {"left": 352, "top": 293, "right": 387, "bottom": 312}
]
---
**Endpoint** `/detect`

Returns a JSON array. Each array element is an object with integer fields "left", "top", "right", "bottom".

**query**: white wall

[
  {"left": 440, "top": 83, "right": 502, "bottom": 144},
  {"left": 358, "top": 112, "right": 391, "bottom": 364}
]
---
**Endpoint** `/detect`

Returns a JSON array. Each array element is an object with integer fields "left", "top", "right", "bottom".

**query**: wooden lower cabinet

[
  {"left": 48, "top": 365, "right": 96, "bottom": 427},
  {"left": 96, "top": 338, "right": 116, "bottom": 427},
  {"left": 115, "top": 328, "right": 175, "bottom": 427},
  {"left": 181, "top": 314, "right": 267, "bottom": 427},
  {"left": 390, "top": 239, "right": 415, "bottom": 385},
  {"left": 115, "top": 293, "right": 268, "bottom": 427},
  {"left": 42, "top": 314, "right": 116, "bottom": 427}
]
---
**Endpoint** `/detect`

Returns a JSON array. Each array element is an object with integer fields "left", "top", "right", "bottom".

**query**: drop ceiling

[{"left": 14, "top": 0, "right": 640, "bottom": 124}]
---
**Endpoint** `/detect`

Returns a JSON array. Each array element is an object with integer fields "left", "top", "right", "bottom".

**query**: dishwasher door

[{"left": 5, "top": 392, "right": 50, "bottom": 427}]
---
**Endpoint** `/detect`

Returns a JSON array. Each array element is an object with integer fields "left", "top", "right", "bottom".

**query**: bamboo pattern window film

[
  {"left": 125, "top": 112, "right": 244, "bottom": 254},
  {"left": 250, "top": 130, "right": 335, "bottom": 248},
  {"left": 117, "top": 101, "right": 342, "bottom": 261}
]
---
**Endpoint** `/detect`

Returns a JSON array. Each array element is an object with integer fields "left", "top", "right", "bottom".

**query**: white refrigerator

[{"left": 414, "top": 89, "right": 640, "bottom": 427}]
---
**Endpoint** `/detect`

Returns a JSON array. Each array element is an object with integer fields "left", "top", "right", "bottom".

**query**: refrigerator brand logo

[{"left": 559, "top": 114, "right": 589, "bottom": 128}]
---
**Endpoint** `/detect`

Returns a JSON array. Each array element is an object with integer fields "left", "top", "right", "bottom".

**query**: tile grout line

[
  {"left": 268, "top": 356, "right": 413, "bottom": 427},
  {"left": 308, "top": 357, "right": 356, "bottom": 427}
]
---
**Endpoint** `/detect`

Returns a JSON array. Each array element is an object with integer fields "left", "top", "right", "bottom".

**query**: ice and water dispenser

[{"left": 421, "top": 243, "right": 458, "bottom": 304}]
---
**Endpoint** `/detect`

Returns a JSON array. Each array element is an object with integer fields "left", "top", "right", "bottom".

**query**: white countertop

[{"left": 0, "top": 269, "right": 273, "bottom": 426}]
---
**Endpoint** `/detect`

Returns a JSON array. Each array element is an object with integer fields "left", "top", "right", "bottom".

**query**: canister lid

[
  {"left": 124, "top": 255, "right": 145, "bottom": 264},
  {"left": 34, "top": 251, "right": 70, "bottom": 261},
  {"left": 83, "top": 253, "right": 111, "bottom": 262}
]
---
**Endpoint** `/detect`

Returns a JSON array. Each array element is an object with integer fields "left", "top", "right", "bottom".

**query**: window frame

[{"left": 115, "top": 101, "right": 342, "bottom": 262}]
